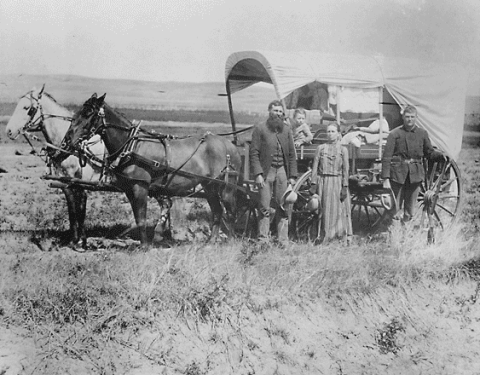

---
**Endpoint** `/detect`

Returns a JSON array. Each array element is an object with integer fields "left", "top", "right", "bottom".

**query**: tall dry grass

[
  {"left": 0, "top": 132, "right": 479, "bottom": 373},
  {"left": 1, "top": 221, "right": 477, "bottom": 373}
]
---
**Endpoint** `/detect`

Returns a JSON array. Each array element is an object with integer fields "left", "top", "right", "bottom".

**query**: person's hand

[
  {"left": 340, "top": 186, "right": 348, "bottom": 202},
  {"left": 383, "top": 178, "right": 391, "bottom": 189},
  {"left": 294, "top": 141, "right": 302, "bottom": 148},
  {"left": 309, "top": 184, "right": 317, "bottom": 195},
  {"left": 255, "top": 174, "right": 265, "bottom": 188},
  {"left": 288, "top": 178, "right": 296, "bottom": 186}
]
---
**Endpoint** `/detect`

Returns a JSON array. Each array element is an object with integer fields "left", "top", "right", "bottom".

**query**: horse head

[
  {"left": 66, "top": 93, "right": 107, "bottom": 152},
  {"left": 6, "top": 84, "right": 45, "bottom": 139}
]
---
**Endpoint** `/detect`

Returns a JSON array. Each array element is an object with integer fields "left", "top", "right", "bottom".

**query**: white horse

[
  {"left": 6, "top": 85, "right": 172, "bottom": 247},
  {"left": 6, "top": 85, "right": 106, "bottom": 247}
]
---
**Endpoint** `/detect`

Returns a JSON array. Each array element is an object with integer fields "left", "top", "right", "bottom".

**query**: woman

[
  {"left": 309, "top": 123, "right": 352, "bottom": 244},
  {"left": 290, "top": 108, "right": 313, "bottom": 147}
]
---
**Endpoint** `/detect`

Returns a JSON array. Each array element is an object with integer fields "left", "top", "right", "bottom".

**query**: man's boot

[{"left": 277, "top": 217, "right": 289, "bottom": 248}]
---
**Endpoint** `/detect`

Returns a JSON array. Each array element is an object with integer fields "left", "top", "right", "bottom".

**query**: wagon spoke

[
  {"left": 433, "top": 210, "right": 445, "bottom": 230},
  {"left": 434, "top": 203, "right": 455, "bottom": 218}
]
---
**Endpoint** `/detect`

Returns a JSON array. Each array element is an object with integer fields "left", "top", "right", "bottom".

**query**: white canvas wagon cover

[{"left": 225, "top": 51, "right": 467, "bottom": 159}]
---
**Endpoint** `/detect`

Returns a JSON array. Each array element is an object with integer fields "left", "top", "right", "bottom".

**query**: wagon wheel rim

[
  {"left": 411, "top": 158, "right": 462, "bottom": 232},
  {"left": 350, "top": 190, "right": 394, "bottom": 233},
  {"left": 222, "top": 191, "right": 258, "bottom": 239},
  {"left": 290, "top": 170, "right": 318, "bottom": 242}
]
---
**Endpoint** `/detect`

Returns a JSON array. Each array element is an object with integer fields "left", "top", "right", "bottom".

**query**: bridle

[
  {"left": 19, "top": 91, "right": 45, "bottom": 134},
  {"left": 81, "top": 106, "right": 109, "bottom": 145},
  {"left": 70, "top": 104, "right": 111, "bottom": 151},
  {"left": 16, "top": 89, "right": 77, "bottom": 165},
  {"left": 69, "top": 103, "right": 136, "bottom": 166},
  {"left": 18, "top": 89, "right": 73, "bottom": 137}
]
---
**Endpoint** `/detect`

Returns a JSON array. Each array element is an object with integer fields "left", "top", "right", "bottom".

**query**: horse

[
  {"left": 6, "top": 85, "right": 107, "bottom": 247},
  {"left": 63, "top": 93, "right": 242, "bottom": 245}
]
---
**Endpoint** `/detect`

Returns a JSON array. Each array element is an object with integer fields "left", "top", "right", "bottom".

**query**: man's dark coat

[{"left": 250, "top": 121, "right": 297, "bottom": 179}]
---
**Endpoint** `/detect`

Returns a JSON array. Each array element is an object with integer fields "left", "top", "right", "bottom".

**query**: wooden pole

[
  {"left": 378, "top": 87, "right": 384, "bottom": 160},
  {"left": 336, "top": 86, "right": 341, "bottom": 125},
  {"left": 226, "top": 80, "right": 237, "bottom": 144}
]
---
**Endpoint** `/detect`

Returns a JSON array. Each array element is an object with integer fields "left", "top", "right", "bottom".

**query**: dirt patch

[{"left": 0, "top": 325, "right": 38, "bottom": 375}]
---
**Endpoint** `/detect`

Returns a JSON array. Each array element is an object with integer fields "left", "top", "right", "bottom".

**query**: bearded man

[{"left": 250, "top": 100, "right": 297, "bottom": 245}]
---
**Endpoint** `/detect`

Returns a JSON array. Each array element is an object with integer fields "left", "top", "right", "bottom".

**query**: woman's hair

[
  {"left": 293, "top": 107, "right": 306, "bottom": 118},
  {"left": 327, "top": 123, "right": 341, "bottom": 132}
]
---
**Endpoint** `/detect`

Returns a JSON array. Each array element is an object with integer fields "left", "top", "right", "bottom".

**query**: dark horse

[{"left": 64, "top": 93, "right": 242, "bottom": 245}]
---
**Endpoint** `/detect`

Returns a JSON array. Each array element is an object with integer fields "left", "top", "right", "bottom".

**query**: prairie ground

[{"left": 1, "top": 121, "right": 480, "bottom": 375}]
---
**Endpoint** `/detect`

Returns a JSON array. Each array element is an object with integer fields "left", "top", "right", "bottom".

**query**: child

[{"left": 290, "top": 108, "right": 313, "bottom": 147}]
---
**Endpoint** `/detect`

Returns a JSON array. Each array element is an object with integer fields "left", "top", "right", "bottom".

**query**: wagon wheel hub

[{"left": 423, "top": 189, "right": 439, "bottom": 215}]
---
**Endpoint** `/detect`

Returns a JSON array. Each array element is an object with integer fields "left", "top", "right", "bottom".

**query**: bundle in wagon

[{"left": 224, "top": 51, "right": 467, "bottom": 241}]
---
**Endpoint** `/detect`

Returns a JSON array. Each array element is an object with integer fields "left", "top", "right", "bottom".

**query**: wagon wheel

[
  {"left": 289, "top": 170, "right": 318, "bottom": 242},
  {"left": 221, "top": 186, "right": 258, "bottom": 238},
  {"left": 349, "top": 182, "right": 396, "bottom": 233},
  {"left": 409, "top": 157, "right": 462, "bottom": 239}
]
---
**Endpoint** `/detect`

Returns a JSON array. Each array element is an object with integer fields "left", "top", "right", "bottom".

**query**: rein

[
  {"left": 214, "top": 125, "right": 253, "bottom": 137},
  {"left": 75, "top": 107, "right": 240, "bottom": 191}
]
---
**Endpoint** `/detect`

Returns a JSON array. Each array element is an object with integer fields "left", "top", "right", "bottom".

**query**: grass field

[{"left": 1, "top": 104, "right": 480, "bottom": 374}]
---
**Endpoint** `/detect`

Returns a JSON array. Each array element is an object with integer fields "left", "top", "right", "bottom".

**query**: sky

[{"left": 1, "top": 0, "right": 480, "bottom": 93}]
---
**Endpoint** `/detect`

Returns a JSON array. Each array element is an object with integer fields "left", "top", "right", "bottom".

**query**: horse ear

[
  {"left": 91, "top": 93, "right": 98, "bottom": 98},
  {"left": 38, "top": 84, "right": 45, "bottom": 98},
  {"left": 98, "top": 93, "right": 106, "bottom": 104}
]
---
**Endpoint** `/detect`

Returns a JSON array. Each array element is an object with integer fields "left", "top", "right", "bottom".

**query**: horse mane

[
  {"left": 103, "top": 102, "right": 134, "bottom": 128},
  {"left": 41, "top": 91, "right": 72, "bottom": 115},
  {"left": 43, "top": 91, "right": 60, "bottom": 104}
]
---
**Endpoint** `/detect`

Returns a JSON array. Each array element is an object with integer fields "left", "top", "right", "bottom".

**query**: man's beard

[{"left": 266, "top": 114, "right": 284, "bottom": 132}]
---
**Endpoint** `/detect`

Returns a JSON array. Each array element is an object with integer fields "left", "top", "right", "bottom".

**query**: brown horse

[{"left": 64, "top": 93, "right": 242, "bottom": 245}]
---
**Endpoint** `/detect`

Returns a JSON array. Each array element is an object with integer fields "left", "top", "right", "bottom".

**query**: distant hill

[
  {"left": 1, "top": 74, "right": 479, "bottom": 123},
  {"left": 0, "top": 74, "right": 275, "bottom": 114}
]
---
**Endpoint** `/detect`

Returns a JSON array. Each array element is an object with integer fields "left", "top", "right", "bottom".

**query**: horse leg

[
  {"left": 62, "top": 187, "right": 79, "bottom": 245},
  {"left": 204, "top": 185, "right": 224, "bottom": 242},
  {"left": 74, "top": 187, "right": 88, "bottom": 249},
  {"left": 125, "top": 183, "right": 149, "bottom": 245},
  {"left": 153, "top": 197, "right": 172, "bottom": 242},
  {"left": 220, "top": 183, "right": 238, "bottom": 237}
]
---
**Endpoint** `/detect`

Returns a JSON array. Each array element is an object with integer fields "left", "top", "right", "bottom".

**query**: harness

[
  {"left": 16, "top": 91, "right": 94, "bottom": 166},
  {"left": 16, "top": 90, "right": 115, "bottom": 178},
  {"left": 74, "top": 107, "right": 243, "bottom": 193}
]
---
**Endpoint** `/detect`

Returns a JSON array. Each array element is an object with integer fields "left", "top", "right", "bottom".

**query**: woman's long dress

[{"left": 311, "top": 141, "right": 353, "bottom": 242}]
